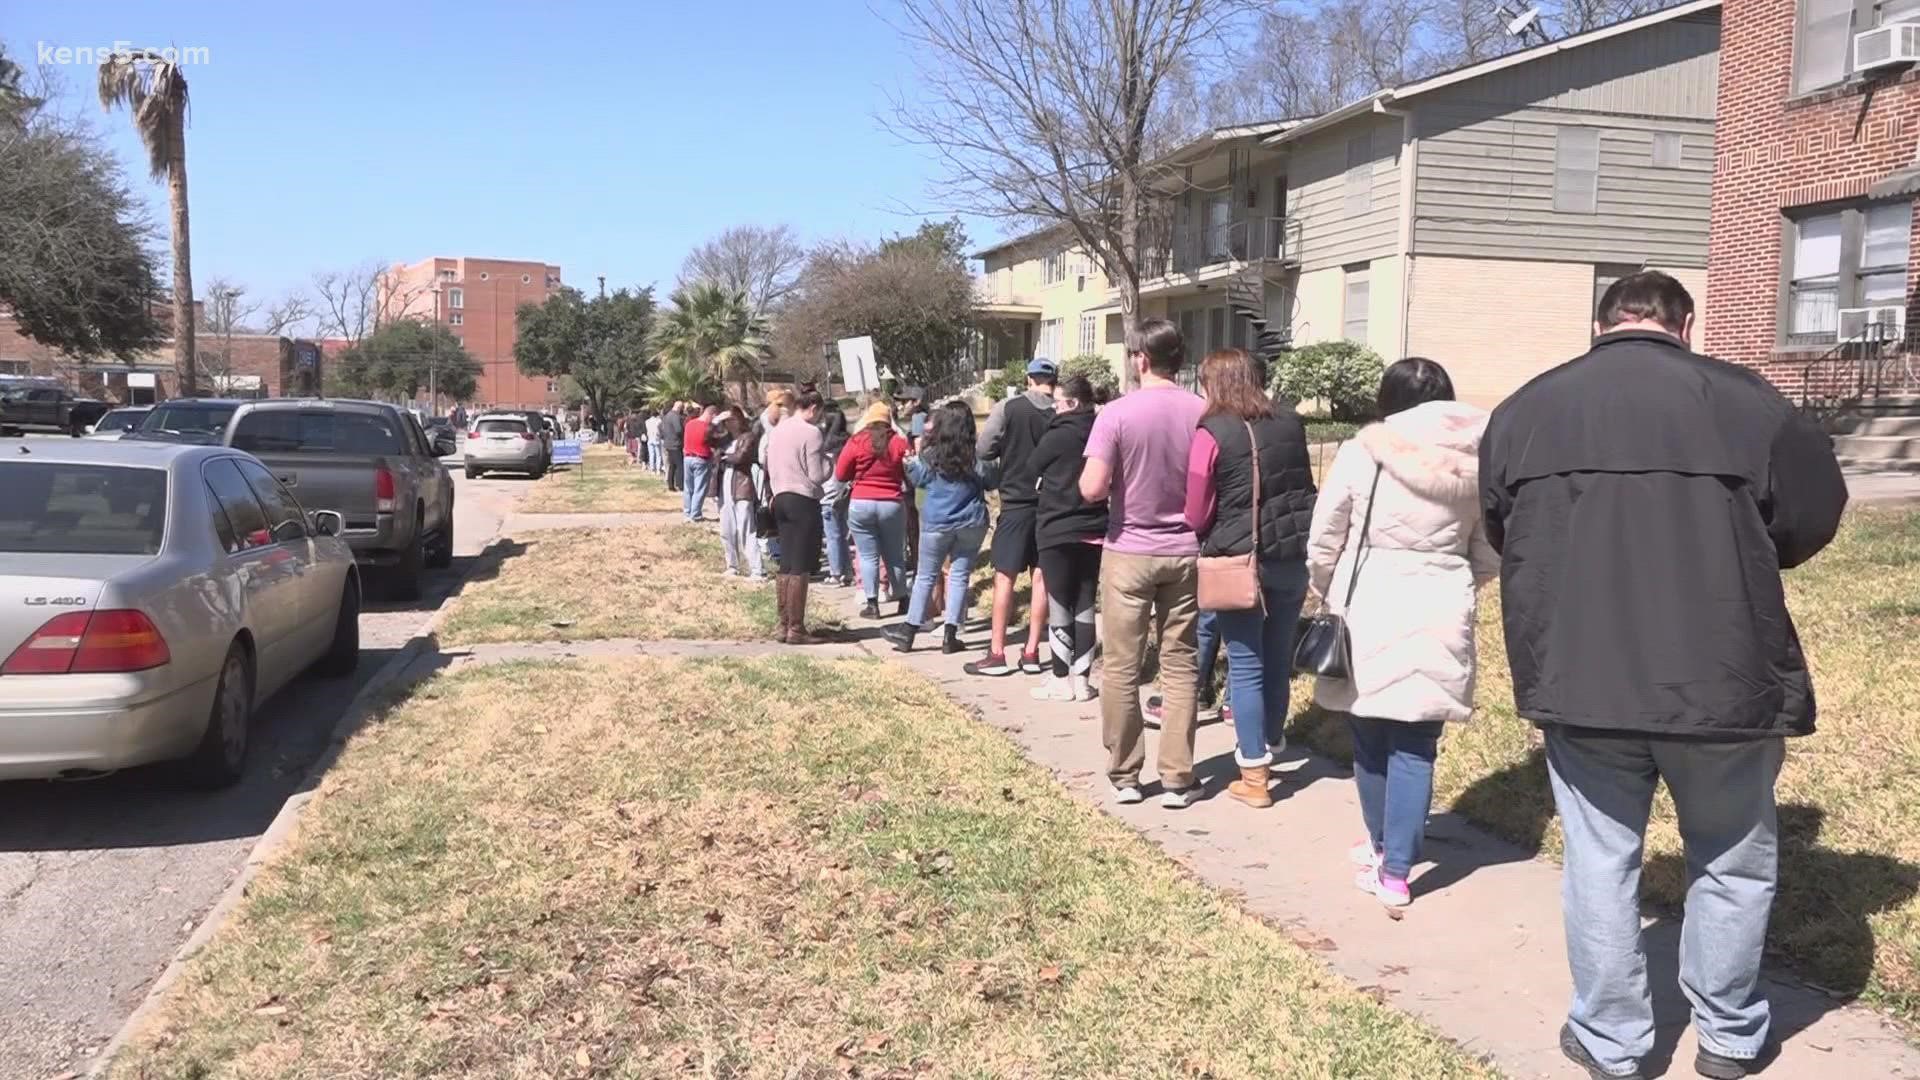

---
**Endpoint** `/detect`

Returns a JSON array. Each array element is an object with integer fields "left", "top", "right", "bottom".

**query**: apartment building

[
  {"left": 382, "top": 256, "right": 563, "bottom": 408},
  {"left": 1706, "top": 0, "right": 1920, "bottom": 400},
  {"left": 974, "top": 1, "right": 1720, "bottom": 406}
]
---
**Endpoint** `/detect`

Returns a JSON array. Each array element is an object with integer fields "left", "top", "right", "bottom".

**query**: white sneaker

[
  {"left": 722, "top": 567, "right": 739, "bottom": 578},
  {"left": 1355, "top": 866, "right": 1411, "bottom": 908},
  {"left": 1068, "top": 674, "right": 1097, "bottom": 702},
  {"left": 1159, "top": 784, "right": 1201, "bottom": 810},
  {"left": 1112, "top": 784, "right": 1144, "bottom": 805},
  {"left": 1268, "top": 732, "right": 1288, "bottom": 757},
  {"left": 1030, "top": 677, "right": 1075, "bottom": 702},
  {"left": 1349, "top": 839, "right": 1383, "bottom": 869}
]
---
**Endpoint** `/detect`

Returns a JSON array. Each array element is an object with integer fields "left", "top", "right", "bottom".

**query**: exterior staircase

[
  {"left": 1831, "top": 394, "right": 1920, "bottom": 471},
  {"left": 1225, "top": 273, "right": 1291, "bottom": 366}
]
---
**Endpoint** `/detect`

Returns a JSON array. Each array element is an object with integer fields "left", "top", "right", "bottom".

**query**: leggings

[{"left": 1037, "top": 542, "right": 1102, "bottom": 679}]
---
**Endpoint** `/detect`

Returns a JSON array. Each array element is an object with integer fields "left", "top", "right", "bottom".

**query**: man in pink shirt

[{"left": 1079, "top": 318, "right": 1209, "bottom": 808}]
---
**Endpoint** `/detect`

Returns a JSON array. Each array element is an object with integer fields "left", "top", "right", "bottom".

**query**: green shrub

[
  {"left": 978, "top": 365, "right": 1022, "bottom": 402},
  {"left": 1062, "top": 353, "right": 1120, "bottom": 400},
  {"left": 1271, "top": 341, "right": 1384, "bottom": 422}
]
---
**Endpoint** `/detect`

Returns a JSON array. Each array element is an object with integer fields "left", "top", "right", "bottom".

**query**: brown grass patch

[
  {"left": 519, "top": 457, "right": 685, "bottom": 514},
  {"left": 110, "top": 656, "right": 1495, "bottom": 1079}
]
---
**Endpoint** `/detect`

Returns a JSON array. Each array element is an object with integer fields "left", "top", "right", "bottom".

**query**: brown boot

[
  {"left": 773, "top": 574, "right": 792, "bottom": 640},
  {"left": 786, "top": 576, "right": 825, "bottom": 645},
  {"left": 1227, "top": 763, "right": 1273, "bottom": 808}
]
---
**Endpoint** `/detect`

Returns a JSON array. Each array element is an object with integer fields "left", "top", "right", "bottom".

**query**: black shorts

[
  {"left": 773, "top": 492, "right": 823, "bottom": 576},
  {"left": 990, "top": 503, "right": 1039, "bottom": 575}
]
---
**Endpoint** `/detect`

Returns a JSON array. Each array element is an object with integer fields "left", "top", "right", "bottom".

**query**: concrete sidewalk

[{"left": 824, "top": 590, "right": 1919, "bottom": 1079}]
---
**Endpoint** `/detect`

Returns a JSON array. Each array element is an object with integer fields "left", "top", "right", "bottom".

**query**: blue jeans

[
  {"left": 1546, "top": 728, "right": 1783, "bottom": 1075},
  {"left": 821, "top": 498, "right": 849, "bottom": 581},
  {"left": 648, "top": 439, "right": 664, "bottom": 471},
  {"left": 847, "top": 498, "right": 908, "bottom": 602},
  {"left": 907, "top": 522, "right": 987, "bottom": 627},
  {"left": 1349, "top": 717, "right": 1444, "bottom": 881},
  {"left": 1210, "top": 560, "right": 1309, "bottom": 762},
  {"left": 682, "top": 456, "right": 712, "bottom": 520},
  {"left": 1196, "top": 611, "right": 1222, "bottom": 704}
]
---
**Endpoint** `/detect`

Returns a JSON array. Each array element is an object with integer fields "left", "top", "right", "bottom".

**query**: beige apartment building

[
  {"left": 976, "top": 0, "right": 1719, "bottom": 406},
  {"left": 382, "top": 256, "right": 564, "bottom": 408}
]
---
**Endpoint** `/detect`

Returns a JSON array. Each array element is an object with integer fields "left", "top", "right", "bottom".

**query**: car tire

[
  {"left": 315, "top": 577, "right": 360, "bottom": 677},
  {"left": 530, "top": 463, "right": 547, "bottom": 479},
  {"left": 386, "top": 511, "right": 426, "bottom": 602},
  {"left": 465, "top": 464, "right": 480, "bottom": 480},
  {"left": 68, "top": 417, "right": 87, "bottom": 438},
  {"left": 427, "top": 505, "right": 454, "bottom": 569},
  {"left": 183, "top": 643, "right": 252, "bottom": 789}
]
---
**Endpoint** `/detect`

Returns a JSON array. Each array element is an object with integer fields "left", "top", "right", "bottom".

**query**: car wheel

[
  {"left": 530, "top": 462, "right": 548, "bottom": 480},
  {"left": 315, "top": 577, "right": 360, "bottom": 677},
  {"left": 183, "top": 643, "right": 252, "bottom": 789},
  {"left": 464, "top": 464, "right": 480, "bottom": 480},
  {"left": 68, "top": 417, "right": 87, "bottom": 438},
  {"left": 386, "top": 511, "right": 426, "bottom": 602},
  {"left": 427, "top": 506, "right": 454, "bottom": 569}
]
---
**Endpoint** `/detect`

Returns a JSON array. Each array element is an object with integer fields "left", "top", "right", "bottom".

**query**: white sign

[
  {"left": 127, "top": 373, "right": 156, "bottom": 388},
  {"left": 836, "top": 335, "right": 879, "bottom": 394}
]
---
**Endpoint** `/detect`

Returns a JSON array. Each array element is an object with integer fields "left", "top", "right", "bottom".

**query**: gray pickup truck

[{"left": 225, "top": 399, "right": 457, "bottom": 600}]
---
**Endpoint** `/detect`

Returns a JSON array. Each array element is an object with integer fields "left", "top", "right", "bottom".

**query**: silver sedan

[{"left": 0, "top": 440, "right": 361, "bottom": 786}]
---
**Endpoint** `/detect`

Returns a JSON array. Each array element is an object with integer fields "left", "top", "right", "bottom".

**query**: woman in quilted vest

[
  {"left": 1306, "top": 357, "right": 1500, "bottom": 910},
  {"left": 1183, "top": 348, "right": 1318, "bottom": 809}
]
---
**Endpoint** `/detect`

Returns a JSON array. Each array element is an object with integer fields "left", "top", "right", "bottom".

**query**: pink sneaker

[{"left": 1355, "top": 867, "right": 1411, "bottom": 908}]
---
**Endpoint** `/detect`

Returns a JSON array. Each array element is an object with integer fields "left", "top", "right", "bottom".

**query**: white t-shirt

[{"left": 645, "top": 416, "right": 662, "bottom": 439}]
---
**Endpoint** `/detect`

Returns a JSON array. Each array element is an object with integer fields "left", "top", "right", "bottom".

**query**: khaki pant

[{"left": 1099, "top": 551, "right": 1201, "bottom": 791}]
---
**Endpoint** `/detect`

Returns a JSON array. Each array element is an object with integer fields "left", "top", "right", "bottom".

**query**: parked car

[
  {"left": 127, "top": 398, "right": 247, "bottom": 445},
  {"left": 465, "top": 413, "right": 548, "bottom": 479},
  {"left": 0, "top": 386, "right": 112, "bottom": 437},
  {"left": 0, "top": 439, "right": 360, "bottom": 787},
  {"left": 84, "top": 406, "right": 153, "bottom": 439},
  {"left": 224, "top": 399, "right": 456, "bottom": 600},
  {"left": 517, "top": 410, "right": 555, "bottom": 470}
]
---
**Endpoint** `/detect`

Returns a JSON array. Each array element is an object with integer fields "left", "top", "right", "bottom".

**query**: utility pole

[{"left": 597, "top": 275, "right": 606, "bottom": 299}]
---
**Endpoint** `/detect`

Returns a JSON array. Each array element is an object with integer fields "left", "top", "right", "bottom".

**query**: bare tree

[
  {"left": 679, "top": 224, "right": 807, "bottom": 315},
  {"left": 260, "top": 292, "right": 315, "bottom": 337},
  {"left": 884, "top": 0, "right": 1247, "bottom": 387},
  {"left": 199, "top": 276, "right": 257, "bottom": 391},
  {"left": 312, "top": 259, "right": 427, "bottom": 345}
]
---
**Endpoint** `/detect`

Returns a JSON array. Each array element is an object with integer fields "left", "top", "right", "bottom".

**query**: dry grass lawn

[
  {"left": 439, "top": 525, "right": 841, "bottom": 644},
  {"left": 519, "top": 452, "right": 684, "bottom": 514},
  {"left": 109, "top": 655, "right": 1496, "bottom": 1080},
  {"left": 1293, "top": 507, "right": 1920, "bottom": 1020}
]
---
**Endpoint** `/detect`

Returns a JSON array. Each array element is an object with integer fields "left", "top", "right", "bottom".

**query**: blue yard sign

[{"left": 552, "top": 437, "right": 585, "bottom": 466}]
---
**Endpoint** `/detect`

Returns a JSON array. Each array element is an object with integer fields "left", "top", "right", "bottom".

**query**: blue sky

[{"left": 10, "top": 0, "right": 983, "bottom": 311}]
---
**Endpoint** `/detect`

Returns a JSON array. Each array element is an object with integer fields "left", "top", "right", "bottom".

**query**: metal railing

[{"left": 1136, "top": 215, "right": 1299, "bottom": 280}]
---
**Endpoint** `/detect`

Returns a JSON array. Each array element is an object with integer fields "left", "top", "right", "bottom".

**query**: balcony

[
  {"left": 1136, "top": 215, "right": 1300, "bottom": 283},
  {"left": 973, "top": 273, "right": 1041, "bottom": 318}
]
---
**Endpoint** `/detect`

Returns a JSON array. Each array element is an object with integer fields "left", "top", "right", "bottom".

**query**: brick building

[
  {"left": 1707, "top": 0, "right": 1920, "bottom": 399},
  {"left": 0, "top": 308, "right": 343, "bottom": 403},
  {"left": 381, "top": 256, "right": 563, "bottom": 409}
]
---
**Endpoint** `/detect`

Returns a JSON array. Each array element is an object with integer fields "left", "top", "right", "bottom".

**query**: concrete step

[
  {"left": 1830, "top": 413, "right": 1920, "bottom": 436},
  {"left": 1832, "top": 433, "right": 1920, "bottom": 462}
]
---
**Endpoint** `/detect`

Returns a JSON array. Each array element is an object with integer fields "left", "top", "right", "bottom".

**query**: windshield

[
  {"left": 0, "top": 463, "right": 167, "bottom": 555},
  {"left": 477, "top": 418, "right": 527, "bottom": 434},
  {"left": 95, "top": 408, "right": 146, "bottom": 431},
  {"left": 140, "top": 403, "right": 238, "bottom": 437},
  {"left": 231, "top": 409, "right": 407, "bottom": 454}
]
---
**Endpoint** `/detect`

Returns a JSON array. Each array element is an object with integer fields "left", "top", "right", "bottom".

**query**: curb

[{"left": 86, "top": 527, "right": 512, "bottom": 1078}]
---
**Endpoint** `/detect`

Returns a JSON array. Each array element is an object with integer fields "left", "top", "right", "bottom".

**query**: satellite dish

[{"left": 1507, "top": 5, "right": 1541, "bottom": 35}]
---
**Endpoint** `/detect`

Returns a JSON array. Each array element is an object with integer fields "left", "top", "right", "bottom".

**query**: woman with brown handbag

[{"left": 1184, "top": 348, "right": 1318, "bottom": 809}]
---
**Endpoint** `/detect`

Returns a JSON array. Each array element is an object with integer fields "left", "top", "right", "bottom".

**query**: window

[
  {"left": 479, "top": 272, "right": 490, "bottom": 281},
  {"left": 1343, "top": 264, "right": 1371, "bottom": 343},
  {"left": 447, "top": 288, "right": 463, "bottom": 309},
  {"left": 1078, "top": 314, "right": 1097, "bottom": 355},
  {"left": 203, "top": 458, "right": 269, "bottom": 553},
  {"left": 449, "top": 312, "right": 463, "bottom": 326},
  {"left": 1042, "top": 252, "right": 1067, "bottom": 285},
  {"left": 1344, "top": 132, "right": 1373, "bottom": 215},
  {"left": 230, "top": 409, "right": 407, "bottom": 455},
  {"left": 1207, "top": 307, "right": 1227, "bottom": 354},
  {"left": 1795, "top": 0, "right": 1920, "bottom": 93},
  {"left": 235, "top": 459, "right": 307, "bottom": 544},
  {"left": 1555, "top": 127, "right": 1601, "bottom": 213},
  {"left": 1105, "top": 312, "right": 1125, "bottom": 345},
  {"left": 437, "top": 268, "right": 455, "bottom": 281},
  {"left": 1038, "top": 318, "right": 1064, "bottom": 361},
  {"left": 0, "top": 463, "right": 167, "bottom": 555},
  {"left": 1178, "top": 310, "right": 1198, "bottom": 352},
  {"left": 1652, "top": 132, "right": 1683, "bottom": 169},
  {"left": 1205, "top": 193, "right": 1233, "bottom": 260},
  {"left": 1783, "top": 200, "right": 1912, "bottom": 344},
  {"left": 521, "top": 273, "right": 532, "bottom": 284}
]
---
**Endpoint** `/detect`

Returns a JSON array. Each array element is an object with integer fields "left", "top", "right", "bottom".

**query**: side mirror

[
  {"left": 433, "top": 433, "right": 457, "bottom": 457},
  {"left": 310, "top": 509, "right": 344, "bottom": 537}
]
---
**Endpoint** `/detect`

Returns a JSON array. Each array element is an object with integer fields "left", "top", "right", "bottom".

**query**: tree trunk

[
  {"left": 1118, "top": 173, "right": 1142, "bottom": 391},
  {"left": 168, "top": 118, "right": 194, "bottom": 398}
]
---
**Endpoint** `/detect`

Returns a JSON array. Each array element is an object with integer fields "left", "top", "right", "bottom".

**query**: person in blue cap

[{"left": 964, "top": 357, "right": 1056, "bottom": 677}]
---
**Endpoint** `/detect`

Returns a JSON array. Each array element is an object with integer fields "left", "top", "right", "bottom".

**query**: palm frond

[{"left": 97, "top": 50, "right": 188, "bottom": 181}]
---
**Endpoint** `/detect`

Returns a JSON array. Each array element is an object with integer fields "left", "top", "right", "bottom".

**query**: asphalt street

[{"left": 0, "top": 465, "right": 530, "bottom": 1079}]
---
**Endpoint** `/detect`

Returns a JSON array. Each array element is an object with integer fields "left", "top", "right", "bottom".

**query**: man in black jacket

[
  {"left": 1481, "top": 272, "right": 1847, "bottom": 1080},
  {"left": 659, "top": 402, "right": 686, "bottom": 492},
  {"left": 965, "top": 358, "right": 1056, "bottom": 677}
]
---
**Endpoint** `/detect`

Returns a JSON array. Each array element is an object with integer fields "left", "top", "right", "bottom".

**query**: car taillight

[
  {"left": 467, "top": 430, "right": 480, "bottom": 440},
  {"left": 521, "top": 431, "right": 538, "bottom": 442},
  {"left": 375, "top": 466, "right": 396, "bottom": 513},
  {"left": 3, "top": 610, "right": 170, "bottom": 675}
]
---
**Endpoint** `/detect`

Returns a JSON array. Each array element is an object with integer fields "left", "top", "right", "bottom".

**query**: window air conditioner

[
  {"left": 1855, "top": 23, "right": 1920, "bottom": 72},
  {"left": 1838, "top": 304, "right": 1908, "bottom": 344}
]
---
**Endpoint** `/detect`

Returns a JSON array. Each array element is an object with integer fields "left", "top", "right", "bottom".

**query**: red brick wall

[{"left": 1707, "top": 0, "right": 1920, "bottom": 396}]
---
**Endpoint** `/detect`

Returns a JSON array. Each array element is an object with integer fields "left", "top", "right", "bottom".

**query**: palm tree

[
  {"left": 98, "top": 50, "right": 193, "bottom": 394},
  {"left": 650, "top": 282, "right": 770, "bottom": 405},
  {"left": 643, "top": 357, "right": 721, "bottom": 410}
]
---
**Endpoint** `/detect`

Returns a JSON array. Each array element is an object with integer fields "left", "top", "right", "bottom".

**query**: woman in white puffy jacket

[{"left": 1306, "top": 358, "right": 1500, "bottom": 910}]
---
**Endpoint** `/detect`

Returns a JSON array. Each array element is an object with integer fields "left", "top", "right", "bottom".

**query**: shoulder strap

[
  {"left": 1342, "top": 464, "right": 1383, "bottom": 610},
  {"left": 1243, "top": 421, "right": 1261, "bottom": 551}
]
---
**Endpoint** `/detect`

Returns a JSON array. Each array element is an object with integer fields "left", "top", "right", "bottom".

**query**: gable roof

[{"left": 1263, "top": 0, "right": 1720, "bottom": 146}]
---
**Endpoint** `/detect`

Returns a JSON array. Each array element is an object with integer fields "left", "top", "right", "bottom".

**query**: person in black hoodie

[
  {"left": 1027, "top": 375, "right": 1108, "bottom": 702},
  {"left": 965, "top": 359, "right": 1056, "bottom": 677},
  {"left": 1481, "top": 271, "right": 1847, "bottom": 1080}
]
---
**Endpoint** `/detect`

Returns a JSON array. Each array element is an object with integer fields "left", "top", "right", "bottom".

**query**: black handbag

[{"left": 1292, "top": 466, "right": 1381, "bottom": 679}]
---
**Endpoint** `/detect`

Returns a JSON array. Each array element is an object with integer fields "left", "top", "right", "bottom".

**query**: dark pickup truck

[
  {"left": 0, "top": 387, "right": 112, "bottom": 436},
  {"left": 225, "top": 399, "right": 457, "bottom": 600}
]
